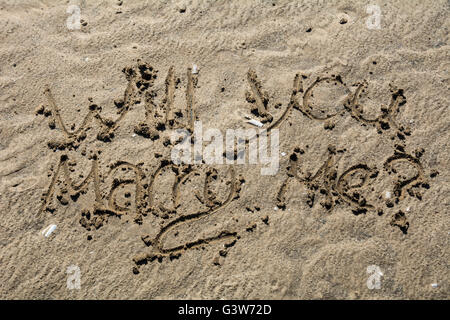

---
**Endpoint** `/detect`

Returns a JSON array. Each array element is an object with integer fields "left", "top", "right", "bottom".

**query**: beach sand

[{"left": 0, "top": 0, "right": 448, "bottom": 299}]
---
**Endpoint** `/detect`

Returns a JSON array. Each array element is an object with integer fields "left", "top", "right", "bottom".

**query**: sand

[{"left": 0, "top": 0, "right": 448, "bottom": 299}]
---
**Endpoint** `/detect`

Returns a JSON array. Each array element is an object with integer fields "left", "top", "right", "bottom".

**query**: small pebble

[
  {"left": 431, "top": 283, "right": 439, "bottom": 288},
  {"left": 385, "top": 191, "right": 391, "bottom": 199}
]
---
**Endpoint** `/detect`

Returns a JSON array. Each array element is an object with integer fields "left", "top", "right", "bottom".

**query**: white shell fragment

[
  {"left": 41, "top": 224, "right": 57, "bottom": 237},
  {"left": 246, "top": 119, "right": 264, "bottom": 128},
  {"left": 385, "top": 191, "right": 391, "bottom": 199},
  {"left": 238, "top": 111, "right": 263, "bottom": 127},
  {"left": 192, "top": 64, "right": 198, "bottom": 74},
  {"left": 431, "top": 283, "right": 439, "bottom": 288}
]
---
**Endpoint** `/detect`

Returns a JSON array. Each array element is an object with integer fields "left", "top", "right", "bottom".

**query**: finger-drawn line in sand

[
  {"left": 383, "top": 145, "right": 430, "bottom": 203},
  {"left": 346, "top": 81, "right": 410, "bottom": 139},
  {"left": 242, "top": 69, "right": 437, "bottom": 233},
  {"left": 36, "top": 65, "right": 142, "bottom": 150},
  {"left": 141, "top": 161, "right": 196, "bottom": 222},
  {"left": 335, "top": 163, "right": 380, "bottom": 214},
  {"left": 245, "top": 72, "right": 346, "bottom": 133},
  {"left": 244, "top": 70, "right": 410, "bottom": 139},
  {"left": 39, "top": 153, "right": 102, "bottom": 214},
  {"left": 276, "top": 145, "right": 381, "bottom": 215},
  {"left": 246, "top": 70, "right": 274, "bottom": 124},
  {"left": 36, "top": 62, "right": 197, "bottom": 149},
  {"left": 133, "top": 64, "right": 197, "bottom": 139},
  {"left": 276, "top": 144, "right": 438, "bottom": 233},
  {"left": 38, "top": 149, "right": 247, "bottom": 269},
  {"left": 298, "top": 75, "right": 346, "bottom": 122},
  {"left": 36, "top": 67, "right": 412, "bottom": 156},
  {"left": 186, "top": 67, "right": 197, "bottom": 132},
  {"left": 39, "top": 152, "right": 128, "bottom": 231},
  {"left": 35, "top": 62, "right": 439, "bottom": 272},
  {"left": 106, "top": 161, "right": 146, "bottom": 223},
  {"left": 229, "top": 70, "right": 300, "bottom": 161},
  {"left": 244, "top": 71, "right": 303, "bottom": 137},
  {"left": 39, "top": 153, "right": 147, "bottom": 230},
  {"left": 133, "top": 167, "right": 245, "bottom": 271}
]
